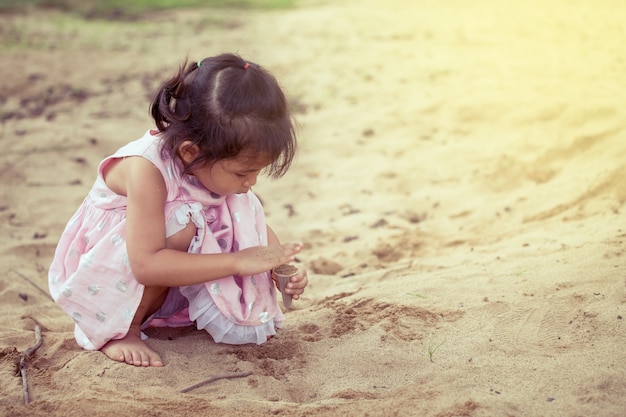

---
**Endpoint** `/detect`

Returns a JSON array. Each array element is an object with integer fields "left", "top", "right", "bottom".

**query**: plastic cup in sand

[{"left": 273, "top": 264, "right": 299, "bottom": 309}]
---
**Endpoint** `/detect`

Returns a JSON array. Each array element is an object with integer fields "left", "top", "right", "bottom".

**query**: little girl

[{"left": 48, "top": 53, "right": 308, "bottom": 367}]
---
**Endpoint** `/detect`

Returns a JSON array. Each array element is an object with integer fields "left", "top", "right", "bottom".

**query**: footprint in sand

[{"left": 489, "top": 302, "right": 592, "bottom": 352}]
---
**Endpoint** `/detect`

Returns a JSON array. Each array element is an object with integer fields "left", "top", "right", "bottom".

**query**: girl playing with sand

[{"left": 48, "top": 53, "right": 308, "bottom": 367}]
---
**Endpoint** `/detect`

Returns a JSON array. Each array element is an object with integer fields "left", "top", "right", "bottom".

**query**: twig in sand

[
  {"left": 10, "top": 269, "right": 54, "bottom": 301},
  {"left": 20, "top": 325, "right": 43, "bottom": 404},
  {"left": 180, "top": 371, "right": 253, "bottom": 393}
]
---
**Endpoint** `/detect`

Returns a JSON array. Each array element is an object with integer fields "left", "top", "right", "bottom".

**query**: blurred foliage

[{"left": 0, "top": 0, "right": 294, "bottom": 18}]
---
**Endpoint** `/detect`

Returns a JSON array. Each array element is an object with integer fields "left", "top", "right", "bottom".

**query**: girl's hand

[
  {"left": 275, "top": 267, "right": 308, "bottom": 300},
  {"left": 235, "top": 242, "right": 302, "bottom": 277}
]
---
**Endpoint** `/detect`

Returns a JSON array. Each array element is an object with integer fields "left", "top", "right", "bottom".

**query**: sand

[{"left": 1, "top": 0, "right": 625, "bottom": 416}]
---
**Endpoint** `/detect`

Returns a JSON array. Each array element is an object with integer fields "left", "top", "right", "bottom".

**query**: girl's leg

[
  {"left": 101, "top": 285, "right": 168, "bottom": 366},
  {"left": 101, "top": 221, "right": 197, "bottom": 367}
]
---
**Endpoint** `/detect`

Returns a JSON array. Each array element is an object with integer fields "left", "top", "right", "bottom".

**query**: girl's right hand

[{"left": 235, "top": 242, "right": 302, "bottom": 276}]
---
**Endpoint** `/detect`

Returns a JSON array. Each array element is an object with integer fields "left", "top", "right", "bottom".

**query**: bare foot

[{"left": 101, "top": 331, "right": 164, "bottom": 367}]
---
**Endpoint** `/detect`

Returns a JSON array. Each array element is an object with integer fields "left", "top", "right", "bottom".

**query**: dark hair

[{"left": 150, "top": 53, "right": 296, "bottom": 178}]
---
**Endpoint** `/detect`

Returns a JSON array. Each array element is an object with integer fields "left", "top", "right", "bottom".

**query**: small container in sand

[{"left": 273, "top": 263, "right": 299, "bottom": 309}]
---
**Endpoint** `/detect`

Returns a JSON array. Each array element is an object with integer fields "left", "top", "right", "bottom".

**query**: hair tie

[
  {"left": 243, "top": 62, "right": 250, "bottom": 70},
  {"left": 197, "top": 60, "right": 202, "bottom": 68}
]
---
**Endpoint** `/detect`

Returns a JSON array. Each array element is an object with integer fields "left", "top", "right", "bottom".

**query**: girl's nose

[{"left": 243, "top": 174, "right": 258, "bottom": 187}]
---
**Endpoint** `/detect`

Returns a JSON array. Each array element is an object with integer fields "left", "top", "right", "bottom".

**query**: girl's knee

[{"left": 166, "top": 221, "right": 197, "bottom": 251}]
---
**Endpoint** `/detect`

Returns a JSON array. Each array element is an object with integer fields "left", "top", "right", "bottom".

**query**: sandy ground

[{"left": 1, "top": 0, "right": 625, "bottom": 416}]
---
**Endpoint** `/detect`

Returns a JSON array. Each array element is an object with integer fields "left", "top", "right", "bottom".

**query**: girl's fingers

[
  {"left": 286, "top": 271, "right": 308, "bottom": 294},
  {"left": 262, "top": 242, "right": 301, "bottom": 263},
  {"left": 282, "top": 242, "right": 302, "bottom": 256}
]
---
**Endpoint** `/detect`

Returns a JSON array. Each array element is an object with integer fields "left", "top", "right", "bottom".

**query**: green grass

[
  {"left": 0, "top": 0, "right": 296, "bottom": 51},
  {"left": 427, "top": 336, "right": 446, "bottom": 362},
  {"left": 0, "top": 0, "right": 294, "bottom": 19},
  {"left": 407, "top": 291, "right": 428, "bottom": 299}
]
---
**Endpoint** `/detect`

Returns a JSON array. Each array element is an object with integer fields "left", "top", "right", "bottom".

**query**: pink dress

[{"left": 48, "top": 130, "right": 284, "bottom": 350}]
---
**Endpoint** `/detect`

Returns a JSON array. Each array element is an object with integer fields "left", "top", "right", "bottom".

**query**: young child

[{"left": 48, "top": 53, "right": 308, "bottom": 367}]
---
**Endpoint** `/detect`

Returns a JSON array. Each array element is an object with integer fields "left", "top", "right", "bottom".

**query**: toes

[
  {"left": 125, "top": 351, "right": 138, "bottom": 366},
  {"left": 131, "top": 348, "right": 162, "bottom": 367},
  {"left": 139, "top": 352, "right": 151, "bottom": 367},
  {"left": 101, "top": 339, "right": 163, "bottom": 367},
  {"left": 129, "top": 350, "right": 149, "bottom": 367},
  {"left": 147, "top": 350, "right": 164, "bottom": 367},
  {"left": 131, "top": 354, "right": 143, "bottom": 366},
  {"left": 104, "top": 347, "right": 127, "bottom": 364}
]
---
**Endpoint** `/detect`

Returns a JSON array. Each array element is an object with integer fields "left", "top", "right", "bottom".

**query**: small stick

[
  {"left": 10, "top": 269, "right": 54, "bottom": 301},
  {"left": 180, "top": 371, "right": 253, "bottom": 393},
  {"left": 20, "top": 325, "right": 43, "bottom": 405}
]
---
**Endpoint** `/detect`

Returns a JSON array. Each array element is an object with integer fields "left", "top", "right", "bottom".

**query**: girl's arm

[
  {"left": 114, "top": 156, "right": 300, "bottom": 287},
  {"left": 267, "top": 224, "right": 280, "bottom": 246}
]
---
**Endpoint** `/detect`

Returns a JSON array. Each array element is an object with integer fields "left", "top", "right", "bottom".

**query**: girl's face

[
  {"left": 199, "top": 158, "right": 266, "bottom": 196},
  {"left": 180, "top": 143, "right": 269, "bottom": 196}
]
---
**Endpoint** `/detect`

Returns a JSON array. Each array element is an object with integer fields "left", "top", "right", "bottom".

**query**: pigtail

[{"left": 150, "top": 59, "right": 199, "bottom": 132}]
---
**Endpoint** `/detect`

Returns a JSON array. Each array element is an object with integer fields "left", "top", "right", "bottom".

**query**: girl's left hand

[{"left": 273, "top": 268, "right": 309, "bottom": 300}]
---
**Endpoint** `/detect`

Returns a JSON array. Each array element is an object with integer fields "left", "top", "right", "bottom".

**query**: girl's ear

[{"left": 178, "top": 141, "right": 200, "bottom": 165}]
